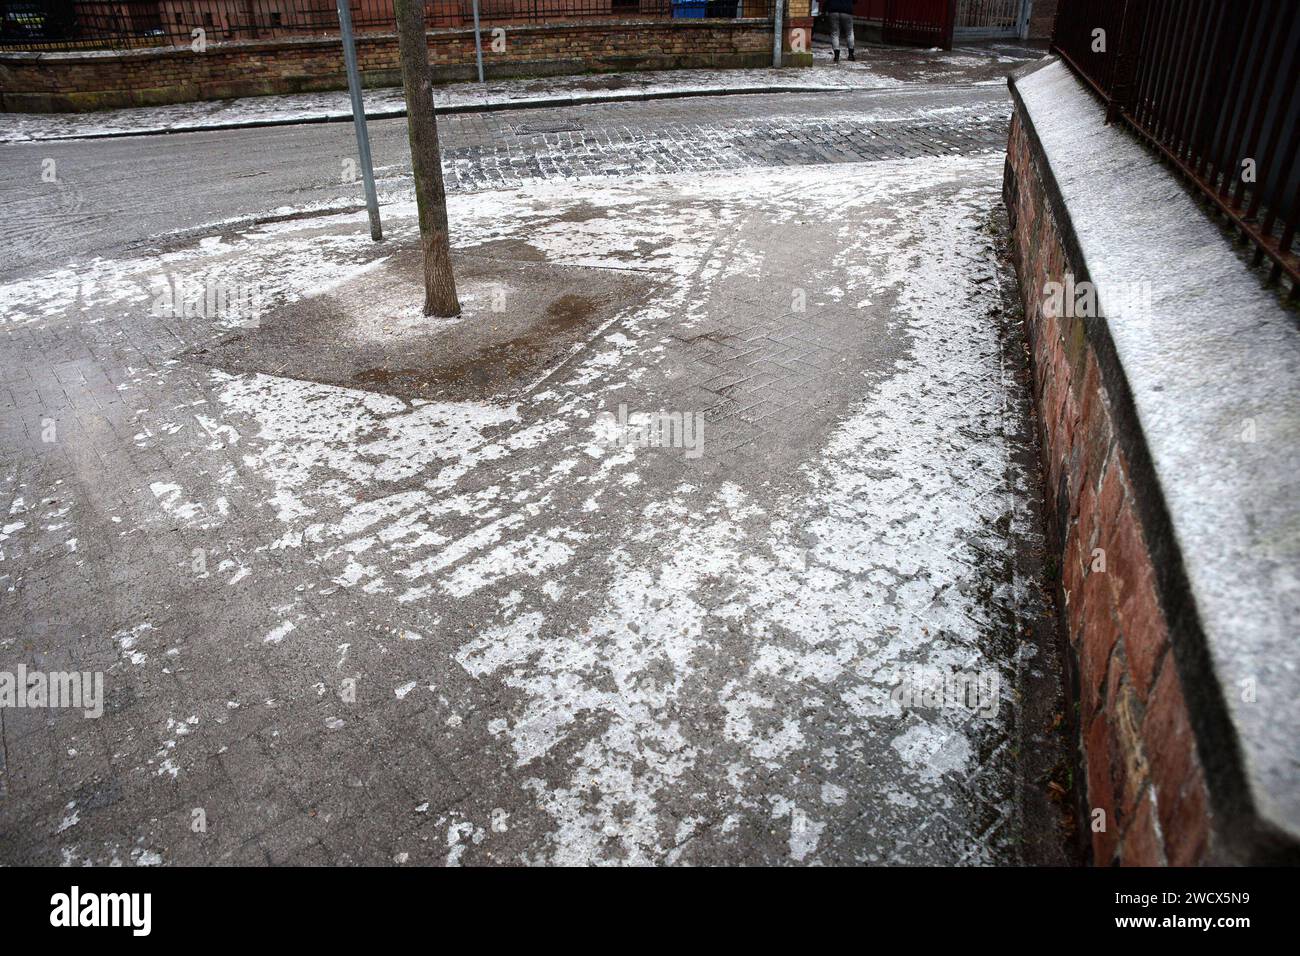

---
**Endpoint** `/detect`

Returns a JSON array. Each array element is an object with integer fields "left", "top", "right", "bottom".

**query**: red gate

[
  {"left": 852, "top": 0, "right": 888, "bottom": 16},
  {"left": 882, "top": 0, "right": 955, "bottom": 50}
]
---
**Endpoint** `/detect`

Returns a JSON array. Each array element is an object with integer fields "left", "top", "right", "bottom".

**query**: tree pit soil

[{"left": 187, "top": 246, "right": 658, "bottom": 403}]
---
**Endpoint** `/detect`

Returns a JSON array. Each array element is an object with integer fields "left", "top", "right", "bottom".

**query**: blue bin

[{"left": 672, "top": 0, "right": 707, "bottom": 17}]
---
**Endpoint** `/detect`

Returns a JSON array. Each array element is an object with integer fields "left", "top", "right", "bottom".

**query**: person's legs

[
  {"left": 831, "top": 12, "right": 842, "bottom": 56},
  {"left": 845, "top": 14, "right": 855, "bottom": 58}
]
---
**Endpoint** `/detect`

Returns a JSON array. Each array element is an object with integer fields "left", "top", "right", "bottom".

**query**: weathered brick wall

[
  {"left": 1027, "top": 0, "right": 1058, "bottom": 40},
  {"left": 1004, "top": 109, "right": 1214, "bottom": 866},
  {"left": 0, "top": 18, "right": 810, "bottom": 113}
]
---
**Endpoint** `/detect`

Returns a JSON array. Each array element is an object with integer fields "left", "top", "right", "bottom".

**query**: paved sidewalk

[
  {"left": 0, "top": 41, "right": 1041, "bottom": 143},
  {"left": 0, "top": 61, "right": 1071, "bottom": 865}
]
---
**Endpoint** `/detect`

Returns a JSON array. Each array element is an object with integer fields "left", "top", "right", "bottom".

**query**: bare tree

[{"left": 393, "top": 0, "right": 461, "bottom": 317}]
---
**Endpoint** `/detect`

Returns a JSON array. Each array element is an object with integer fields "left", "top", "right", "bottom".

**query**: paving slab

[{"left": 1, "top": 154, "right": 1072, "bottom": 864}]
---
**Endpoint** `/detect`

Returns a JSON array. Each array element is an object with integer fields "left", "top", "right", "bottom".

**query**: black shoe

[
  {"left": 848, "top": 49, "right": 856, "bottom": 61},
  {"left": 833, "top": 49, "right": 840, "bottom": 63}
]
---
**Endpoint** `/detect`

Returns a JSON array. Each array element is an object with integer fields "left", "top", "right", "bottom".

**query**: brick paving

[
  {"left": 0, "top": 67, "right": 1073, "bottom": 866},
  {"left": 439, "top": 97, "right": 1009, "bottom": 191}
]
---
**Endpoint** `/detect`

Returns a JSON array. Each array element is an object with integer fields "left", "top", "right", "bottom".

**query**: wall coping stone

[{"left": 1010, "top": 57, "right": 1300, "bottom": 861}]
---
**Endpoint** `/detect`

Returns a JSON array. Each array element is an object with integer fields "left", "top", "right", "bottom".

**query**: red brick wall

[
  {"left": 1004, "top": 109, "right": 1214, "bottom": 866},
  {"left": 0, "top": 18, "right": 808, "bottom": 112}
]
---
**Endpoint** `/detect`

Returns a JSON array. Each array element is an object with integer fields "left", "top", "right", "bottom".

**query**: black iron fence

[
  {"left": 0, "top": 0, "right": 771, "bottom": 50},
  {"left": 1053, "top": 0, "right": 1300, "bottom": 291}
]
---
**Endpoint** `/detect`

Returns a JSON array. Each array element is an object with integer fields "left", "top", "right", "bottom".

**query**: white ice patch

[
  {"left": 264, "top": 620, "right": 295, "bottom": 645},
  {"left": 890, "top": 721, "right": 973, "bottom": 784},
  {"left": 440, "top": 155, "right": 1027, "bottom": 862}
]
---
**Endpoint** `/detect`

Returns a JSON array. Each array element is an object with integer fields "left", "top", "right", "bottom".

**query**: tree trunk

[{"left": 393, "top": 0, "right": 461, "bottom": 317}]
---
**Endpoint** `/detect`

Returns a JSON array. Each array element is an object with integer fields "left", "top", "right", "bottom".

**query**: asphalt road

[{"left": 0, "top": 83, "right": 1011, "bottom": 282}]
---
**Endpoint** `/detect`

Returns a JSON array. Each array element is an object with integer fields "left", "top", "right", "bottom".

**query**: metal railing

[
  {"left": 955, "top": 0, "right": 1023, "bottom": 37},
  {"left": 1053, "top": 0, "right": 1300, "bottom": 292},
  {"left": 0, "top": 0, "right": 772, "bottom": 50}
]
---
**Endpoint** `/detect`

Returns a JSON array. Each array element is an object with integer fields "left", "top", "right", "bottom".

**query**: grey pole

[
  {"left": 336, "top": 0, "right": 382, "bottom": 241},
  {"left": 772, "top": 0, "right": 784, "bottom": 68},
  {"left": 472, "top": 0, "right": 486, "bottom": 84}
]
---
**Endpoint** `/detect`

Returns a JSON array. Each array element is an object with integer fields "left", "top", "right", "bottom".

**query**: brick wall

[
  {"left": 1004, "top": 109, "right": 1214, "bottom": 865},
  {"left": 0, "top": 17, "right": 811, "bottom": 113},
  {"left": 1026, "top": 0, "right": 1058, "bottom": 40}
]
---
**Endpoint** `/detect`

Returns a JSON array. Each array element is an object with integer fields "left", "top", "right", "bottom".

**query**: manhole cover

[{"left": 514, "top": 120, "right": 584, "bottom": 134}]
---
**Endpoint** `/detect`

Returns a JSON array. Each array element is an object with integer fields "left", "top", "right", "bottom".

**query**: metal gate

[
  {"left": 954, "top": 0, "right": 1029, "bottom": 40},
  {"left": 882, "top": 0, "right": 955, "bottom": 49}
]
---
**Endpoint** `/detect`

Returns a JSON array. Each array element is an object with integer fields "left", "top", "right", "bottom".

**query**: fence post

[
  {"left": 772, "top": 0, "right": 784, "bottom": 68},
  {"left": 1105, "top": 0, "right": 1142, "bottom": 124},
  {"left": 472, "top": 0, "right": 486, "bottom": 84},
  {"left": 336, "top": 0, "right": 383, "bottom": 241}
]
